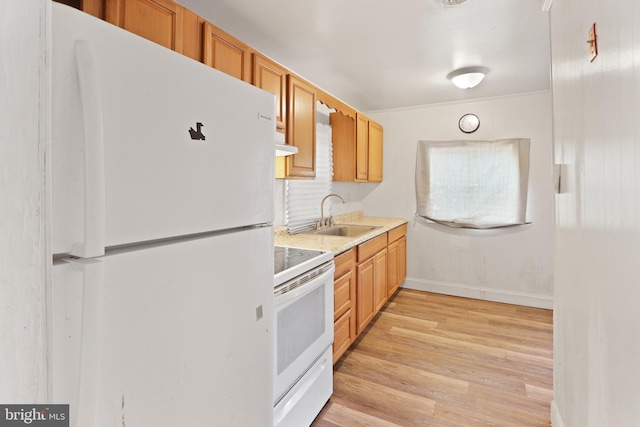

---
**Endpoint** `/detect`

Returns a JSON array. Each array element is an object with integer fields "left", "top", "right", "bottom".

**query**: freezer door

[
  {"left": 51, "top": 227, "right": 274, "bottom": 427},
  {"left": 51, "top": 4, "right": 275, "bottom": 256}
]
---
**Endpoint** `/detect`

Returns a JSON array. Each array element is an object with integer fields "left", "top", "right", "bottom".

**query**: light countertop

[{"left": 274, "top": 211, "right": 408, "bottom": 255}]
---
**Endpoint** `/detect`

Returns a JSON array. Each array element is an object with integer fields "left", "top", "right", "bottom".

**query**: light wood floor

[{"left": 312, "top": 289, "right": 553, "bottom": 427}]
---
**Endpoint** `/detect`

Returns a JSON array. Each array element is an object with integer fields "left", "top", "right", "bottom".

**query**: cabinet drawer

[
  {"left": 388, "top": 223, "right": 407, "bottom": 243},
  {"left": 333, "top": 308, "right": 354, "bottom": 364},
  {"left": 334, "top": 270, "right": 354, "bottom": 320},
  {"left": 334, "top": 248, "right": 356, "bottom": 279},
  {"left": 357, "top": 233, "right": 387, "bottom": 263}
]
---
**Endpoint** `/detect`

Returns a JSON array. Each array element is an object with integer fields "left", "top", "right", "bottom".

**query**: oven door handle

[{"left": 274, "top": 265, "right": 335, "bottom": 306}]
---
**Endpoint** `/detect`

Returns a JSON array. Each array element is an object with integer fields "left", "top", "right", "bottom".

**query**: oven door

[{"left": 273, "top": 261, "right": 335, "bottom": 404}]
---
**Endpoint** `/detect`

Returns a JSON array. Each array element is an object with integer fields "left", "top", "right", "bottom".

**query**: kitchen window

[{"left": 415, "top": 138, "right": 531, "bottom": 229}]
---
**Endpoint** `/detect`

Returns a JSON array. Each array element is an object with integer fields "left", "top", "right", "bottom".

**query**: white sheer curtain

[
  {"left": 415, "top": 139, "right": 530, "bottom": 229},
  {"left": 285, "top": 123, "right": 333, "bottom": 233}
]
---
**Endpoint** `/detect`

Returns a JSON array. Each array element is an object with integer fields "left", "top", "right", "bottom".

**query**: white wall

[
  {"left": 0, "top": 0, "right": 49, "bottom": 402},
  {"left": 364, "top": 92, "right": 554, "bottom": 308},
  {"left": 549, "top": 0, "right": 640, "bottom": 425}
]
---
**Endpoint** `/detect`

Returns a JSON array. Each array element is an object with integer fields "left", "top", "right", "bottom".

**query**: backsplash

[
  {"left": 273, "top": 179, "right": 365, "bottom": 228},
  {"left": 274, "top": 179, "right": 286, "bottom": 226}
]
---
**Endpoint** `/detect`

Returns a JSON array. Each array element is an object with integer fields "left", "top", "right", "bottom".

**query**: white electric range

[{"left": 273, "top": 246, "right": 335, "bottom": 427}]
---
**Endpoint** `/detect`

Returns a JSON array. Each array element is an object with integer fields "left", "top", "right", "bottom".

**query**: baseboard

[
  {"left": 550, "top": 400, "right": 564, "bottom": 427},
  {"left": 402, "top": 277, "right": 553, "bottom": 309}
]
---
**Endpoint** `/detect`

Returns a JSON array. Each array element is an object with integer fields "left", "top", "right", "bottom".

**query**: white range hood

[{"left": 275, "top": 132, "right": 297, "bottom": 157}]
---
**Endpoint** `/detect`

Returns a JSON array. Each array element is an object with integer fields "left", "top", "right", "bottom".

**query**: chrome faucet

[{"left": 318, "top": 193, "right": 346, "bottom": 229}]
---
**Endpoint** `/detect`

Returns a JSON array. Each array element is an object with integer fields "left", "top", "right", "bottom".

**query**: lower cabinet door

[
  {"left": 356, "top": 258, "right": 375, "bottom": 334},
  {"left": 398, "top": 236, "right": 407, "bottom": 284},
  {"left": 387, "top": 239, "right": 399, "bottom": 297},
  {"left": 333, "top": 309, "right": 354, "bottom": 363},
  {"left": 334, "top": 270, "right": 353, "bottom": 320},
  {"left": 373, "top": 249, "right": 388, "bottom": 312}
]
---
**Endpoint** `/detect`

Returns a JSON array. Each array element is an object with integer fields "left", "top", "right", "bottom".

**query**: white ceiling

[{"left": 177, "top": 0, "right": 551, "bottom": 112}]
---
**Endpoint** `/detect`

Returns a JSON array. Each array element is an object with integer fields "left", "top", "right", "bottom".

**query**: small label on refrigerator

[{"left": 256, "top": 305, "right": 263, "bottom": 321}]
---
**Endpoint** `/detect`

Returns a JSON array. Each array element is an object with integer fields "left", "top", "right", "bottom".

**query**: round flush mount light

[
  {"left": 437, "top": 0, "right": 469, "bottom": 7},
  {"left": 446, "top": 66, "right": 490, "bottom": 89}
]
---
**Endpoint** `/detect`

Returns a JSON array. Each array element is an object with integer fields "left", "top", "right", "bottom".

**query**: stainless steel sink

[{"left": 308, "top": 224, "right": 379, "bottom": 237}]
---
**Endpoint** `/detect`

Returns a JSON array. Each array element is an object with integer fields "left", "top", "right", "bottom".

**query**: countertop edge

[{"left": 274, "top": 216, "right": 408, "bottom": 255}]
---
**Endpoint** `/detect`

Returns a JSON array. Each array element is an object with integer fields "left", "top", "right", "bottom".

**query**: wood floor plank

[
  {"left": 331, "top": 371, "right": 437, "bottom": 425},
  {"left": 313, "top": 402, "right": 404, "bottom": 427},
  {"left": 357, "top": 327, "right": 552, "bottom": 390},
  {"left": 311, "top": 289, "right": 553, "bottom": 427},
  {"left": 338, "top": 352, "right": 471, "bottom": 402}
]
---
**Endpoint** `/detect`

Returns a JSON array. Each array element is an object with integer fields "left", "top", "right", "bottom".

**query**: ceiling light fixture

[
  {"left": 446, "top": 66, "right": 490, "bottom": 89},
  {"left": 438, "top": 0, "right": 469, "bottom": 7}
]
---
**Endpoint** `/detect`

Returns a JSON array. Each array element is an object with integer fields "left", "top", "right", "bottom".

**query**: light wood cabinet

[
  {"left": 356, "top": 248, "right": 387, "bottom": 334},
  {"left": 356, "top": 256, "right": 375, "bottom": 334},
  {"left": 317, "top": 89, "right": 356, "bottom": 120},
  {"left": 331, "top": 223, "right": 408, "bottom": 364},
  {"left": 181, "top": 7, "right": 204, "bottom": 62},
  {"left": 355, "top": 114, "right": 369, "bottom": 181},
  {"left": 253, "top": 53, "right": 287, "bottom": 132},
  {"left": 330, "top": 112, "right": 384, "bottom": 182},
  {"left": 368, "top": 119, "right": 383, "bottom": 182},
  {"left": 399, "top": 237, "right": 407, "bottom": 284},
  {"left": 330, "top": 112, "right": 355, "bottom": 182},
  {"left": 332, "top": 248, "right": 356, "bottom": 364},
  {"left": 105, "top": 0, "right": 185, "bottom": 53},
  {"left": 80, "top": 0, "right": 105, "bottom": 19},
  {"left": 285, "top": 75, "right": 316, "bottom": 179},
  {"left": 203, "top": 22, "right": 252, "bottom": 82},
  {"left": 387, "top": 224, "right": 407, "bottom": 298},
  {"left": 72, "top": 0, "right": 201, "bottom": 59},
  {"left": 355, "top": 233, "right": 387, "bottom": 334},
  {"left": 333, "top": 309, "right": 352, "bottom": 362},
  {"left": 357, "top": 233, "right": 387, "bottom": 263},
  {"left": 373, "top": 248, "right": 388, "bottom": 312},
  {"left": 387, "top": 240, "right": 399, "bottom": 295}
]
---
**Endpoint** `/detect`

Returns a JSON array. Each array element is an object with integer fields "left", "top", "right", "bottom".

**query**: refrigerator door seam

[{"left": 66, "top": 257, "right": 104, "bottom": 427}]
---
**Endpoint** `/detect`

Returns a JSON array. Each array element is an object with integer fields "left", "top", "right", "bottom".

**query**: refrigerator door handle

[
  {"left": 68, "top": 258, "right": 104, "bottom": 427},
  {"left": 71, "top": 40, "right": 106, "bottom": 258}
]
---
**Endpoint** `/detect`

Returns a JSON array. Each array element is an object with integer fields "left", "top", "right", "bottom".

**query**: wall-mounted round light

[{"left": 446, "top": 66, "right": 490, "bottom": 89}]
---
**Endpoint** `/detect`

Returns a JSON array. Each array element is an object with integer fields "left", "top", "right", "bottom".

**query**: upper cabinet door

[
  {"left": 286, "top": 75, "right": 316, "bottom": 179},
  {"left": 203, "top": 22, "right": 251, "bottom": 82},
  {"left": 180, "top": 7, "right": 204, "bottom": 62},
  {"left": 82, "top": 0, "right": 105, "bottom": 19},
  {"left": 105, "top": 0, "right": 184, "bottom": 53},
  {"left": 355, "top": 113, "right": 369, "bottom": 182},
  {"left": 368, "top": 120, "right": 383, "bottom": 182},
  {"left": 253, "top": 53, "right": 287, "bottom": 132},
  {"left": 330, "top": 112, "right": 355, "bottom": 182},
  {"left": 330, "top": 112, "right": 384, "bottom": 182}
]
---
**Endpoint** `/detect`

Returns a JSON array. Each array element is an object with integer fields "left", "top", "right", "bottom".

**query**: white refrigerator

[{"left": 50, "top": 3, "right": 275, "bottom": 426}]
